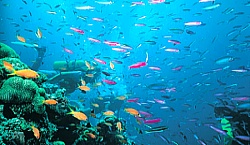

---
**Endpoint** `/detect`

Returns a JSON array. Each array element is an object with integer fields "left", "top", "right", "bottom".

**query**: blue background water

[{"left": 0, "top": 0, "right": 250, "bottom": 144}]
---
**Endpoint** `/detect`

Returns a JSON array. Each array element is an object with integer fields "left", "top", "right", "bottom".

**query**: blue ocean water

[{"left": 0, "top": 0, "right": 249, "bottom": 145}]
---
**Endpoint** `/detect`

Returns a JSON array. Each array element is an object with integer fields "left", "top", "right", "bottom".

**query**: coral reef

[
  {"left": 0, "top": 42, "right": 20, "bottom": 59},
  {"left": 0, "top": 43, "right": 133, "bottom": 145}
]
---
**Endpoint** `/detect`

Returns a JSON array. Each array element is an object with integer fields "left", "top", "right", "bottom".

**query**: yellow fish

[
  {"left": 92, "top": 103, "right": 99, "bottom": 108},
  {"left": 97, "top": 96, "right": 104, "bottom": 100},
  {"left": 115, "top": 96, "right": 126, "bottom": 100}
]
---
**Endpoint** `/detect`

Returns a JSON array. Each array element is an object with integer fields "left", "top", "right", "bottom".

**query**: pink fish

[
  {"left": 139, "top": 111, "right": 152, "bottom": 118},
  {"left": 172, "top": 66, "right": 183, "bottom": 71},
  {"left": 235, "top": 135, "right": 250, "bottom": 141},
  {"left": 168, "top": 40, "right": 181, "bottom": 45},
  {"left": 63, "top": 48, "right": 73, "bottom": 54},
  {"left": 112, "top": 48, "right": 127, "bottom": 52},
  {"left": 144, "top": 118, "right": 162, "bottom": 124},
  {"left": 127, "top": 98, "right": 139, "bottom": 103},
  {"left": 165, "top": 48, "right": 180, "bottom": 52},
  {"left": 209, "top": 125, "right": 227, "bottom": 135},
  {"left": 112, "top": 60, "right": 123, "bottom": 64},
  {"left": 88, "top": 37, "right": 101, "bottom": 43},
  {"left": 148, "top": 0, "right": 165, "bottom": 4},
  {"left": 103, "top": 40, "right": 120, "bottom": 46},
  {"left": 92, "top": 17, "right": 104, "bottom": 22},
  {"left": 199, "top": 0, "right": 215, "bottom": 3},
  {"left": 149, "top": 66, "right": 161, "bottom": 71},
  {"left": 70, "top": 27, "right": 84, "bottom": 34},
  {"left": 132, "top": 1, "right": 145, "bottom": 5},
  {"left": 197, "top": 140, "right": 207, "bottom": 145},
  {"left": 154, "top": 98, "right": 166, "bottom": 104},
  {"left": 129, "top": 62, "right": 147, "bottom": 69},
  {"left": 231, "top": 69, "right": 247, "bottom": 73},
  {"left": 184, "top": 21, "right": 202, "bottom": 26},
  {"left": 165, "top": 87, "right": 176, "bottom": 92},
  {"left": 102, "top": 79, "right": 117, "bottom": 85},
  {"left": 231, "top": 97, "right": 249, "bottom": 101},
  {"left": 135, "top": 23, "right": 146, "bottom": 27},
  {"left": 94, "top": 58, "right": 106, "bottom": 65}
]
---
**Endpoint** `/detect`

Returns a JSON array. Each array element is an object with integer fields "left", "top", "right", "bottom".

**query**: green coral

[
  {"left": 53, "top": 141, "right": 66, "bottom": 145},
  {"left": 0, "top": 43, "right": 20, "bottom": 59},
  {"left": 0, "top": 77, "right": 39, "bottom": 104},
  {"left": 0, "top": 42, "right": 134, "bottom": 145},
  {"left": 0, "top": 118, "right": 26, "bottom": 145}
]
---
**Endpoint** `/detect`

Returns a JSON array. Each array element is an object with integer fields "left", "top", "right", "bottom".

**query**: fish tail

[
  {"left": 67, "top": 107, "right": 74, "bottom": 114},
  {"left": 7, "top": 70, "right": 16, "bottom": 76}
]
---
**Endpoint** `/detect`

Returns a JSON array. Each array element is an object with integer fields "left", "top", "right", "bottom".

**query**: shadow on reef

[{"left": 0, "top": 43, "right": 135, "bottom": 145}]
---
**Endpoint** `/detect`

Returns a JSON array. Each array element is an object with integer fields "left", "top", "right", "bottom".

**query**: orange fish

[
  {"left": 103, "top": 110, "right": 114, "bottom": 116},
  {"left": 116, "top": 122, "right": 123, "bottom": 132},
  {"left": 8, "top": 69, "right": 39, "bottom": 79},
  {"left": 124, "top": 108, "right": 140, "bottom": 117},
  {"left": 31, "top": 126, "right": 40, "bottom": 139},
  {"left": 110, "top": 61, "right": 115, "bottom": 69},
  {"left": 17, "top": 35, "right": 26, "bottom": 42},
  {"left": 43, "top": 99, "right": 58, "bottom": 105},
  {"left": 3, "top": 61, "right": 14, "bottom": 71},
  {"left": 67, "top": 108, "right": 88, "bottom": 121},
  {"left": 35, "top": 28, "right": 42, "bottom": 38},
  {"left": 86, "top": 133, "right": 96, "bottom": 139},
  {"left": 78, "top": 85, "right": 90, "bottom": 91}
]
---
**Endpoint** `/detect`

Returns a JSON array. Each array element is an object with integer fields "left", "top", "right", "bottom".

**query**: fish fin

[{"left": 7, "top": 70, "right": 16, "bottom": 76}]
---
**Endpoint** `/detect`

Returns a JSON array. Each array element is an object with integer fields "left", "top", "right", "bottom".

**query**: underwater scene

[{"left": 0, "top": 0, "right": 249, "bottom": 145}]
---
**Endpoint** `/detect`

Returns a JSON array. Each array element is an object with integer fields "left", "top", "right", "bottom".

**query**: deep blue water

[{"left": 0, "top": 0, "right": 250, "bottom": 145}]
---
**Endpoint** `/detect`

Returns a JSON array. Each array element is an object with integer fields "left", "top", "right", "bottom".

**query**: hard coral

[
  {"left": 0, "top": 77, "right": 38, "bottom": 104},
  {"left": 0, "top": 43, "right": 20, "bottom": 59}
]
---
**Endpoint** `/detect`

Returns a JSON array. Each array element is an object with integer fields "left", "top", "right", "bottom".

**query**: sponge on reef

[
  {"left": 0, "top": 43, "right": 20, "bottom": 59},
  {"left": 0, "top": 77, "right": 39, "bottom": 104}
]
